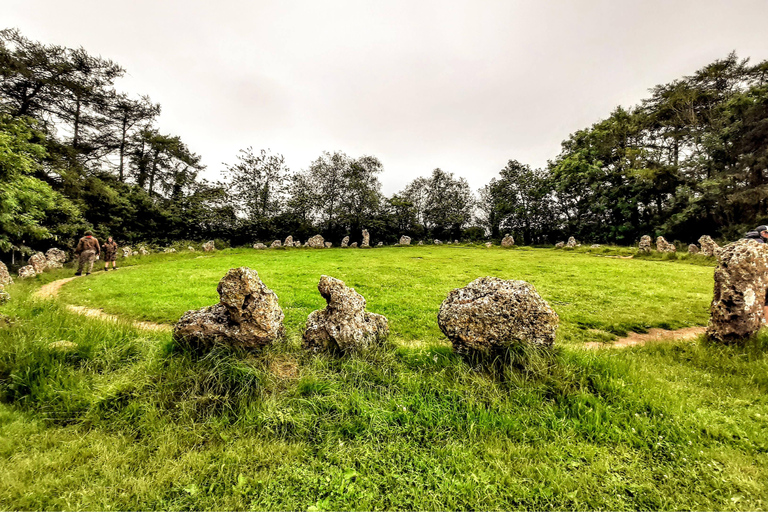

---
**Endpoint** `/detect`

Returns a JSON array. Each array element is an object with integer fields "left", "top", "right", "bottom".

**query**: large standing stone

[
  {"left": 707, "top": 239, "right": 768, "bottom": 342},
  {"left": 284, "top": 235, "right": 293, "bottom": 247},
  {"left": 307, "top": 234, "right": 325, "bottom": 248},
  {"left": 303, "top": 275, "right": 389, "bottom": 352},
  {"left": 0, "top": 261, "right": 14, "bottom": 286},
  {"left": 656, "top": 236, "right": 676, "bottom": 252},
  {"left": 688, "top": 244, "right": 700, "bottom": 254},
  {"left": 341, "top": 236, "right": 349, "bottom": 248},
  {"left": 501, "top": 234, "right": 515, "bottom": 247},
  {"left": 361, "top": 229, "right": 370, "bottom": 248},
  {"left": 638, "top": 235, "right": 652, "bottom": 253},
  {"left": 173, "top": 267, "right": 285, "bottom": 349},
  {"left": 438, "top": 277, "right": 559, "bottom": 353},
  {"left": 18, "top": 265, "right": 36, "bottom": 279},
  {"left": 699, "top": 235, "right": 720, "bottom": 257},
  {"left": 566, "top": 237, "right": 578, "bottom": 248},
  {"left": 202, "top": 240, "right": 216, "bottom": 252},
  {"left": 271, "top": 240, "right": 282, "bottom": 248},
  {"left": 399, "top": 235, "right": 411, "bottom": 245},
  {"left": 45, "top": 248, "right": 67, "bottom": 269},
  {"left": 28, "top": 252, "right": 47, "bottom": 274}
]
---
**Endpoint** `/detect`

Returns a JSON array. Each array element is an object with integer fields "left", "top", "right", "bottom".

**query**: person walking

[
  {"left": 74, "top": 230, "right": 101, "bottom": 276},
  {"left": 103, "top": 236, "right": 118, "bottom": 271}
]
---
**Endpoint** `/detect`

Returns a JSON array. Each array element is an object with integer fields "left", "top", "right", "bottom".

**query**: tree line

[{"left": 2, "top": 28, "right": 767, "bottom": 260}]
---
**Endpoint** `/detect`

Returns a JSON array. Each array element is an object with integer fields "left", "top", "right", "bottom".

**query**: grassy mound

[{"left": 1, "top": 248, "right": 766, "bottom": 510}]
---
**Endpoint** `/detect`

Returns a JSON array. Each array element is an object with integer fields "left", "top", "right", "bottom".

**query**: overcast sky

[{"left": 5, "top": 0, "right": 768, "bottom": 194}]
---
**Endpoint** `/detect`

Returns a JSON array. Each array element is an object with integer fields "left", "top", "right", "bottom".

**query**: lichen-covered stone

[
  {"left": 555, "top": 242, "right": 565, "bottom": 249},
  {"left": 454, "top": 240, "right": 459, "bottom": 245},
  {"left": 122, "top": 247, "right": 132, "bottom": 258},
  {"left": 434, "top": 239, "right": 442, "bottom": 245},
  {"left": 284, "top": 235, "right": 293, "bottom": 247},
  {"left": 566, "top": 237, "right": 579, "bottom": 248},
  {"left": 139, "top": 246, "right": 150, "bottom": 255},
  {"left": 377, "top": 242, "right": 383, "bottom": 247},
  {"left": 307, "top": 234, "right": 325, "bottom": 248},
  {"left": 707, "top": 239, "right": 768, "bottom": 342},
  {"left": 271, "top": 240, "right": 282, "bottom": 248},
  {"left": 361, "top": 229, "right": 370, "bottom": 248},
  {"left": 253, "top": 243, "right": 267, "bottom": 249},
  {"left": 28, "top": 252, "right": 47, "bottom": 273},
  {"left": 164, "top": 248, "right": 176, "bottom": 253},
  {"left": 45, "top": 248, "right": 67, "bottom": 269},
  {"left": 173, "top": 267, "right": 285, "bottom": 349},
  {"left": 341, "top": 236, "right": 349, "bottom": 248},
  {"left": 350, "top": 242, "right": 358, "bottom": 248},
  {"left": 656, "top": 236, "right": 676, "bottom": 253},
  {"left": 18, "top": 265, "right": 36, "bottom": 279},
  {"left": 399, "top": 236, "right": 411, "bottom": 245},
  {"left": 0, "top": 261, "right": 14, "bottom": 286},
  {"left": 188, "top": 246, "right": 195, "bottom": 252},
  {"left": 303, "top": 275, "right": 389, "bottom": 352},
  {"left": 485, "top": 242, "right": 492, "bottom": 247},
  {"left": 325, "top": 242, "right": 333, "bottom": 248},
  {"left": 202, "top": 240, "right": 216, "bottom": 252},
  {"left": 688, "top": 244, "right": 700, "bottom": 254},
  {"left": 699, "top": 235, "right": 719, "bottom": 257},
  {"left": 438, "top": 277, "right": 558, "bottom": 353},
  {"left": 417, "top": 241, "right": 424, "bottom": 246},
  {"left": 501, "top": 234, "right": 515, "bottom": 247},
  {"left": 638, "top": 235, "right": 652, "bottom": 252}
]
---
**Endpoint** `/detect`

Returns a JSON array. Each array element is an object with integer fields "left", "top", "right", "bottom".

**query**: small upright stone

[
  {"left": 707, "top": 239, "right": 768, "bottom": 342},
  {"left": 18, "top": 265, "right": 36, "bottom": 279},
  {"left": 284, "top": 235, "right": 293, "bottom": 247},
  {"left": 361, "top": 229, "right": 370, "bottom": 248},
  {"left": 638, "top": 235, "right": 652, "bottom": 253},
  {"left": 688, "top": 244, "right": 700, "bottom": 254},
  {"left": 566, "top": 237, "right": 578, "bottom": 248},
  {"left": 377, "top": 242, "right": 383, "bottom": 247},
  {"left": 485, "top": 242, "right": 492, "bottom": 248},
  {"left": 202, "top": 240, "right": 216, "bottom": 252},
  {"left": 555, "top": 242, "right": 565, "bottom": 249},
  {"left": 0, "top": 261, "right": 13, "bottom": 286},
  {"left": 121, "top": 247, "right": 132, "bottom": 258},
  {"left": 188, "top": 246, "right": 195, "bottom": 252},
  {"left": 271, "top": 240, "right": 282, "bottom": 248},
  {"left": 350, "top": 242, "right": 358, "bottom": 248},
  {"left": 294, "top": 241, "right": 302, "bottom": 247},
  {"left": 303, "top": 275, "right": 389, "bottom": 352},
  {"left": 164, "top": 248, "right": 176, "bottom": 253},
  {"left": 438, "top": 277, "right": 558, "bottom": 354},
  {"left": 341, "top": 236, "right": 349, "bottom": 248},
  {"left": 434, "top": 239, "right": 442, "bottom": 245},
  {"left": 501, "top": 234, "right": 515, "bottom": 247},
  {"left": 656, "top": 236, "right": 676, "bottom": 253},
  {"left": 253, "top": 243, "right": 267, "bottom": 249},
  {"left": 417, "top": 240, "right": 424, "bottom": 246},
  {"left": 28, "top": 252, "right": 47, "bottom": 274},
  {"left": 699, "top": 235, "right": 720, "bottom": 257},
  {"left": 45, "top": 248, "right": 67, "bottom": 269},
  {"left": 325, "top": 242, "right": 333, "bottom": 248},
  {"left": 173, "top": 267, "right": 285, "bottom": 349},
  {"left": 307, "top": 234, "right": 325, "bottom": 248},
  {"left": 454, "top": 240, "right": 459, "bottom": 245},
  {"left": 139, "top": 246, "right": 150, "bottom": 255},
  {"left": 590, "top": 244, "right": 601, "bottom": 248},
  {"left": 399, "top": 236, "right": 411, "bottom": 245}
]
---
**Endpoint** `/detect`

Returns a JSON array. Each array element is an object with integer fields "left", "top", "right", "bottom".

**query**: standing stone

[
  {"left": 566, "top": 237, "right": 578, "bottom": 248},
  {"left": 377, "top": 242, "right": 383, "bottom": 247},
  {"left": 418, "top": 241, "right": 424, "bottom": 246},
  {"left": 303, "top": 275, "right": 389, "bottom": 352},
  {"left": 294, "top": 241, "right": 302, "bottom": 247},
  {"left": 501, "top": 234, "right": 515, "bottom": 247},
  {"left": 271, "top": 240, "right": 282, "bottom": 248},
  {"left": 18, "top": 265, "right": 36, "bottom": 279},
  {"left": 638, "top": 235, "right": 652, "bottom": 253},
  {"left": 0, "top": 261, "right": 13, "bottom": 286},
  {"left": 341, "top": 236, "right": 349, "bottom": 248},
  {"left": 188, "top": 246, "right": 196, "bottom": 252},
  {"left": 173, "top": 267, "right": 285, "bottom": 349},
  {"left": 434, "top": 239, "right": 442, "bottom": 245},
  {"left": 132, "top": 251, "right": 138, "bottom": 256},
  {"left": 438, "top": 277, "right": 559, "bottom": 353},
  {"left": 202, "top": 240, "right": 216, "bottom": 252},
  {"left": 399, "top": 235, "right": 411, "bottom": 245},
  {"left": 121, "top": 247, "right": 132, "bottom": 258},
  {"left": 485, "top": 242, "right": 492, "bottom": 248},
  {"left": 325, "top": 242, "right": 333, "bottom": 248},
  {"left": 139, "top": 246, "right": 150, "bottom": 255},
  {"left": 45, "top": 248, "right": 67, "bottom": 269},
  {"left": 164, "top": 248, "right": 176, "bottom": 253},
  {"left": 454, "top": 240, "right": 459, "bottom": 245},
  {"left": 28, "top": 252, "right": 47, "bottom": 274},
  {"left": 707, "top": 239, "right": 768, "bottom": 342},
  {"left": 656, "top": 236, "right": 676, "bottom": 253},
  {"left": 307, "top": 235, "right": 325, "bottom": 248},
  {"left": 555, "top": 242, "right": 565, "bottom": 249},
  {"left": 284, "top": 235, "right": 293, "bottom": 247},
  {"left": 361, "top": 229, "right": 370, "bottom": 248},
  {"left": 446, "top": 241, "right": 452, "bottom": 245},
  {"left": 688, "top": 244, "right": 700, "bottom": 254},
  {"left": 350, "top": 242, "right": 358, "bottom": 248},
  {"left": 699, "top": 235, "right": 720, "bottom": 257}
]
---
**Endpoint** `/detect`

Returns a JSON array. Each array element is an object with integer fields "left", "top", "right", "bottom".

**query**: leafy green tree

[{"left": 223, "top": 147, "right": 290, "bottom": 222}]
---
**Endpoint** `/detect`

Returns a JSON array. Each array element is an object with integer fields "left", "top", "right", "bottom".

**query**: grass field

[{"left": 1, "top": 246, "right": 767, "bottom": 510}]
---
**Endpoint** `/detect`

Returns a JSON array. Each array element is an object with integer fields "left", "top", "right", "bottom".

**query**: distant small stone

[
  {"left": 501, "top": 234, "right": 515, "bottom": 247},
  {"left": 307, "top": 234, "right": 325, "bottom": 248},
  {"left": 28, "top": 252, "right": 47, "bottom": 273},
  {"left": 417, "top": 241, "right": 424, "bottom": 246},
  {"left": 377, "top": 242, "right": 383, "bottom": 247},
  {"left": 164, "top": 248, "right": 176, "bottom": 253},
  {"left": 294, "top": 241, "right": 302, "bottom": 247},
  {"left": 284, "top": 235, "right": 293, "bottom": 247},
  {"left": 454, "top": 240, "right": 459, "bottom": 245},
  {"left": 341, "top": 236, "right": 349, "bottom": 248},
  {"left": 271, "top": 240, "right": 282, "bottom": 248},
  {"left": 18, "top": 265, "right": 36, "bottom": 279},
  {"left": 121, "top": 247, "right": 132, "bottom": 258},
  {"left": 485, "top": 242, "right": 492, "bottom": 247},
  {"left": 132, "top": 251, "right": 138, "bottom": 256},
  {"left": 139, "top": 246, "right": 150, "bottom": 255},
  {"left": 399, "top": 235, "right": 411, "bottom": 245},
  {"left": 434, "top": 239, "right": 442, "bottom": 245},
  {"left": 253, "top": 243, "right": 267, "bottom": 249},
  {"left": 325, "top": 242, "right": 333, "bottom": 248},
  {"left": 350, "top": 242, "right": 358, "bottom": 248},
  {"left": 638, "top": 235, "right": 652, "bottom": 253},
  {"left": 656, "top": 236, "right": 676, "bottom": 253},
  {"left": 361, "top": 229, "right": 370, "bottom": 248},
  {"left": 188, "top": 246, "right": 195, "bottom": 251},
  {"left": 555, "top": 242, "right": 565, "bottom": 249},
  {"left": 688, "top": 244, "right": 700, "bottom": 254},
  {"left": 566, "top": 237, "right": 579, "bottom": 248},
  {"left": 591, "top": 244, "right": 601, "bottom": 248},
  {"left": 202, "top": 240, "right": 216, "bottom": 252}
]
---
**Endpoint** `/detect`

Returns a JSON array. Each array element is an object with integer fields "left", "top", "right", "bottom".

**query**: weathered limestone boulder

[
  {"left": 707, "top": 239, "right": 768, "bottom": 342},
  {"left": 173, "top": 267, "right": 285, "bottom": 349},
  {"left": 341, "top": 236, "right": 349, "bottom": 248},
  {"left": 284, "top": 235, "right": 293, "bottom": 247},
  {"left": 45, "top": 248, "right": 67, "bottom": 269},
  {"left": 28, "top": 252, "right": 47, "bottom": 274},
  {"left": 501, "top": 234, "right": 515, "bottom": 247},
  {"left": 454, "top": 240, "right": 459, "bottom": 245},
  {"left": 446, "top": 241, "right": 452, "bottom": 245},
  {"left": 350, "top": 242, "right": 358, "bottom": 248},
  {"left": 253, "top": 243, "right": 267, "bottom": 249},
  {"left": 271, "top": 240, "right": 282, "bottom": 248},
  {"left": 699, "top": 235, "right": 720, "bottom": 257},
  {"left": 164, "top": 248, "right": 176, "bottom": 253},
  {"left": 688, "top": 244, "right": 700, "bottom": 254},
  {"left": 303, "top": 275, "right": 389, "bottom": 352},
  {"left": 122, "top": 247, "right": 132, "bottom": 258},
  {"left": 132, "top": 251, "right": 138, "bottom": 256},
  {"left": 591, "top": 244, "right": 601, "bottom": 249},
  {"left": 399, "top": 236, "right": 411, "bottom": 245},
  {"left": 325, "top": 242, "right": 333, "bottom": 248},
  {"left": 434, "top": 239, "right": 442, "bottom": 245},
  {"left": 418, "top": 240, "right": 424, "bottom": 246},
  {"left": 638, "top": 235, "right": 652, "bottom": 253},
  {"left": 294, "top": 241, "right": 302, "bottom": 247},
  {"left": 307, "top": 234, "right": 325, "bottom": 248},
  {"left": 188, "top": 246, "right": 195, "bottom": 252},
  {"left": 566, "top": 237, "right": 578, "bottom": 248},
  {"left": 555, "top": 242, "right": 565, "bottom": 249},
  {"left": 202, "top": 240, "right": 216, "bottom": 252},
  {"left": 377, "top": 242, "right": 383, "bottom": 247},
  {"left": 438, "top": 277, "right": 558, "bottom": 353},
  {"left": 0, "top": 284, "right": 9, "bottom": 305},
  {"left": 361, "top": 229, "right": 370, "bottom": 248},
  {"left": 485, "top": 242, "right": 492, "bottom": 248},
  {"left": 656, "top": 236, "right": 676, "bottom": 252},
  {"left": 18, "top": 265, "right": 36, "bottom": 279},
  {"left": 139, "top": 246, "right": 150, "bottom": 255},
  {"left": 0, "top": 261, "right": 13, "bottom": 286}
]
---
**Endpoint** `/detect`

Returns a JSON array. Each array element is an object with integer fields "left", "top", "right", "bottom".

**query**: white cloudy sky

[{"left": 5, "top": 0, "right": 768, "bottom": 194}]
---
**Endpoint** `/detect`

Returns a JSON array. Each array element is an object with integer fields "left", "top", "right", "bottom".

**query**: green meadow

[{"left": 1, "top": 246, "right": 767, "bottom": 510}]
